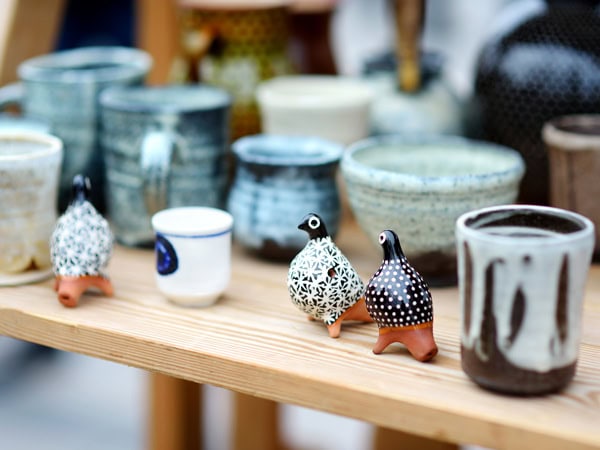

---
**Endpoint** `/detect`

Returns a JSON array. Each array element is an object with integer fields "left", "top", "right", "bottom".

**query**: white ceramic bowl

[
  {"left": 341, "top": 134, "right": 525, "bottom": 286},
  {"left": 256, "top": 75, "right": 373, "bottom": 145}
]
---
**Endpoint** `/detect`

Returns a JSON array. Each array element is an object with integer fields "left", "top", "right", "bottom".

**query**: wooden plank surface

[{"left": 0, "top": 220, "right": 599, "bottom": 450}]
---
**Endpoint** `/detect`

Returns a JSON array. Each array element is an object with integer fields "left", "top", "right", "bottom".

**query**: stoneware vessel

[
  {"left": 228, "top": 134, "right": 343, "bottom": 260},
  {"left": 151, "top": 206, "right": 233, "bottom": 307},
  {"left": 287, "top": 213, "right": 373, "bottom": 337},
  {"left": 100, "top": 84, "right": 231, "bottom": 247},
  {"left": 256, "top": 75, "right": 373, "bottom": 145},
  {"left": 0, "top": 46, "right": 152, "bottom": 211},
  {"left": 456, "top": 204, "right": 595, "bottom": 395},
  {"left": 0, "top": 132, "right": 62, "bottom": 285},
  {"left": 543, "top": 114, "right": 600, "bottom": 259},
  {"left": 365, "top": 229, "right": 437, "bottom": 362},
  {"left": 341, "top": 134, "right": 525, "bottom": 286},
  {"left": 173, "top": 0, "right": 294, "bottom": 138},
  {"left": 51, "top": 175, "right": 114, "bottom": 308},
  {"left": 0, "top": 113, "right": 50, "bottom": 134}
]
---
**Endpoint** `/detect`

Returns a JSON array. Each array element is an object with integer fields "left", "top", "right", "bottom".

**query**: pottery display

[
  {"left": 51, "top": 175, "right": 114, "bottom": 308},
  {"left": 256, "top": 75, "right": 373, "bottom": 145},
  {"left": 0, "top": 132, "right": 62, "bottom": 285},
  {"left": 287, "top": 213, "right": 373, "bottom": 338},
  {"left": 543, "top": 114, "right": 600, "bottom": 259},
  {"left": 456, "top": 204, "right": 595, "bottom": 395},
  {"left": 151, "top": 206, "right": 233, "bottom": 307},
  {"left": 474, "top": 0, "right": 600, "bottom": 205},
  {"left": 0, "top": 113, "right": 50, "bottom": 134},
  {"left": 366, "top": 229, "right": 437, "bottom": 362},
  {"left": 228, "top": 134, "right": 343, "bottom": 260},
  {"left": 173, "top": 0, "right": 294, "bottom": 139},
  {"left": 362, "top": 52, "right": 463, "bottom": 136},
  {"left": 341, "top": 134, "right": 525, "bottom": 286},
  {"left": 99, "top": 84, "right": 231, "bottom": 247},
  {"left": 0, "top": 46, "right": 152, "bottom": 211}
]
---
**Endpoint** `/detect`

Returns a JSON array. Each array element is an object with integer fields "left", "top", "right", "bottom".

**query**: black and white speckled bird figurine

[
  {"left": 287, "top": 213, "right": 373, "bottom": 338},
  {"left": 366, "top": 230, "right": 438, "bottom": 361},
  {"left": 51, "top": 175, "right": 114, "bottom": 308}
]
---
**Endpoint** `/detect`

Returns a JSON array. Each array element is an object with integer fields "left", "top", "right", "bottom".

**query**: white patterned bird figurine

[
  {"left": 365, "top": 229, "right": 437, "bottom": 361},
  {"left": 51, "top": 175, "right": 114, "bottom": 307},
  {"left": 287, "top": 213, "right": 373, "bottom": 338}
]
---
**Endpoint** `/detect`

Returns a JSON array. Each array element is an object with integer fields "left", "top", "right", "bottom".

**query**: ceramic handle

[
  {"left": 140, "top": 130, "right": 177, "bottom": 216},
  {"left": 0, "top": 82, "right": 24, "bottom": 109}
]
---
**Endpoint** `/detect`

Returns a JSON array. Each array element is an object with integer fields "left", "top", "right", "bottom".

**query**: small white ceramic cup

[{"left": 151, "top": 207, "right": 233, "bottom": 307}]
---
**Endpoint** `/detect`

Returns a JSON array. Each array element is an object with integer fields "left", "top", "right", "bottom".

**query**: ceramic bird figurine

[
  {"left": 366, "top": 229, "right": 438, "bottom": 361},
  {"left": 287, "top": 213, "right": 373, "bottom": 338},
  {"left": 51, "top": 175, "right": 114, "bottom": 307}
]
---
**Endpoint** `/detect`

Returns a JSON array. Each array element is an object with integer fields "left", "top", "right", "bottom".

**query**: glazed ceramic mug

[
  {"left": 0, "top": 132, "right": 62, "bottom": 285},
  {"left": 456, "top": 204, "right": 595, "bottom": 395},
  {"left": 100, "top": 84, "right": 231, "bottom": 247},
  {"left": 543, "top": 114, "right": 600, "bottom": 259},
  {"left": 151, "top": 207, "right": 233, "bottom": 307},
  {"left": 0, "top": 46, "right": 152, "bottom": 211},
  {"left": 227, "top": 134, "right": 343, "bottom": 260}
]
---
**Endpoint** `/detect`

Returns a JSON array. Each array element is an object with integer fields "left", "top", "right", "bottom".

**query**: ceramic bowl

[
  {"left": 256, "top": 75, "right": 373, "bottom": 145},
  {"left": 228, "top": 134, "right": 343, "bottom": 260},
  {"left": 341, "top": 134, "right": 525, "bottom": 286}
]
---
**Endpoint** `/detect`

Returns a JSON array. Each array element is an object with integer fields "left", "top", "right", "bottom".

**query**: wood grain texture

[{"left": 0, "top": 220, "right": 599, "bottom": 450}]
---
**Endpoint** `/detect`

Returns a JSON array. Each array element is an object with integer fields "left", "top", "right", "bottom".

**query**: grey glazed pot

[{"left": 228, "top": 134, "right": 343, "bottom": 260}]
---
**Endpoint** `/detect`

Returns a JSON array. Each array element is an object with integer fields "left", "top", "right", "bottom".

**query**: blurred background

[{"left": 0, "top": 0, "right": 593, "bottom": 448}]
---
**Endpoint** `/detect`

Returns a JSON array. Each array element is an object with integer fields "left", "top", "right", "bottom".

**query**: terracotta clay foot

[
  {"left": 54, "top": 275, "right": 114, "bottom": 308},
  {"left": 373, "top": 322, "right": 438, "bottom": 362},
  {"left": 326, "top": 297, "right": 375, "bottom": 338},
  {"left": 307, "top": 315, "right": 316, "bottom": 321}
]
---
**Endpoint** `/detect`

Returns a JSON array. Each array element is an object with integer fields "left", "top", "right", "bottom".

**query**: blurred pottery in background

[
  {"left": 228, "top": 134, "right": 343, "bottom": 260},
  {"left": 474, "top": 0, "right": 600, "bottom": 205},
  {"left": 456, "top": 205, "right": 594, "bottom": 395},
  {"left": 51, "top": 175, "right": 114, "bottom": 308},
  {"left": 0, "top": 113, "right": 50, "bottom": 134},
  {"left": 256, "top": 75, "right": 373, "bottom": 145},
  {"left": 173, "top": 0, "right": 294, "bottom": 139},
  {"left": 543, "top": 114, "right": 600, "bottom": 259},
  {"left": 341, "top": 134, "right": 525, "bottom": 286},
  {"left": 362, "top": 52, "right": 463, "bottom": 136},
  {"left": 0, "top": 132, "right": 62, "bottom": 285},
  {"left": 0, "top": 46, "right": 152, "bottom": 212},
  {"left": 100, "top": 84, "right": 231, "bottom": 247},
  {"left": 366, "top": 229, "right": 437, "bottom": 362}
]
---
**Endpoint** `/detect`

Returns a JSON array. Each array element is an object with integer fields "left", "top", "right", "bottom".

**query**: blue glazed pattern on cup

[
  {"left": 228, "top": 134, "right": 344, "bottom": 260},
  {"left": 341, "top": 134, "right": 525, "bottom": 286}
]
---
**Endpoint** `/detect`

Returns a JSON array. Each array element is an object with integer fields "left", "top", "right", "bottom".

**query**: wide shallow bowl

[{"left": 341, "top": 134, "right": 525, "bottom": 286}]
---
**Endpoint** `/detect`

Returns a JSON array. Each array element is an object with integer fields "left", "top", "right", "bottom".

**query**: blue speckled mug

[
  {"left": 100, "top": 84, "right": 231, "bottom": 247},
  {"left": 228, "top": 134, "right": 343, "bottom": 260},
  {"left": 0, "top": 47, "right": 152, "bottom": 212}
]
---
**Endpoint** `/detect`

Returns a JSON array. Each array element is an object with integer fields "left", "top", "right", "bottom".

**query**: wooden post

[
  {"left": 149, "top": 372, "right": 202, "bottom": 450},
  {"left": 374, "top": 427, "right": 459, "bottom": 450},
  {"left": 233, "top": 393, "right": 283, "bottom": 450}
]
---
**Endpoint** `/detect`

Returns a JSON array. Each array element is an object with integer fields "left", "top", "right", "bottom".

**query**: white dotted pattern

[{"left": 366, "top": 257, "right": 433, "bottom": 328}]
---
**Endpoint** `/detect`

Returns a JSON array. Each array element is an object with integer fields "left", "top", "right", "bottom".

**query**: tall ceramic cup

[
  {"left": 456, "top": 205, "right": 594, "bottom": 395},
  {"left": 543, "top": 114, "right": 600, "bottom": 259},
  {"left": 0, "top": 132, "right": 62, "bottom": 285},
  {"left": 0, "top": 46, "right": 152, "bottom": 211},
  {"left": 100, "top": 84, "right": 231, "bottom": 247}
]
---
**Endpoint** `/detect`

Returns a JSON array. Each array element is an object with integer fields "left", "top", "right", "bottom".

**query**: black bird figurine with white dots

[
  {"left": 287, "top": 213, "right": 373, "bottom": 338},
  {"left": 366, "top": 229, "right": 438, "bottom": 361}
]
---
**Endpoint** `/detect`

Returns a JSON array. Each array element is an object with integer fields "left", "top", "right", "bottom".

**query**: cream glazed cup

[
  {"left": 456, "top": 204, "right": 594, "bottom": 395},
  {"left": 151, "top": 207, "right": 233, "bottom": 307}
]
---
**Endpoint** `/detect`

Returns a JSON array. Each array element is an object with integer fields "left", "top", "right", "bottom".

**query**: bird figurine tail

[{"left": 365, "top": 229, "right": 437, "bottom": 362}]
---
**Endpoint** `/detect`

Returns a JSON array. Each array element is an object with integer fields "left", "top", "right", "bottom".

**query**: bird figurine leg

[
  {"left": 326, "top": 298, "right": 374, "bottom": 338},
  {"left": 372, "top": 322, "right": 438, "bottom": 362},
  {"left": 54, "top": 275, "right": 114, "bottom": 308}
]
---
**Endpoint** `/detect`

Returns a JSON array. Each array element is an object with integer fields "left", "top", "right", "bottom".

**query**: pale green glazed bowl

[{"left": 341, "top": 134, "right": 525, "bottom": 286}]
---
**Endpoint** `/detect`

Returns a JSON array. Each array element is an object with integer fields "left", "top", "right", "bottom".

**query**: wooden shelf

[{"left": 0, "top": 220, "right": 599, "bottom": 450}]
